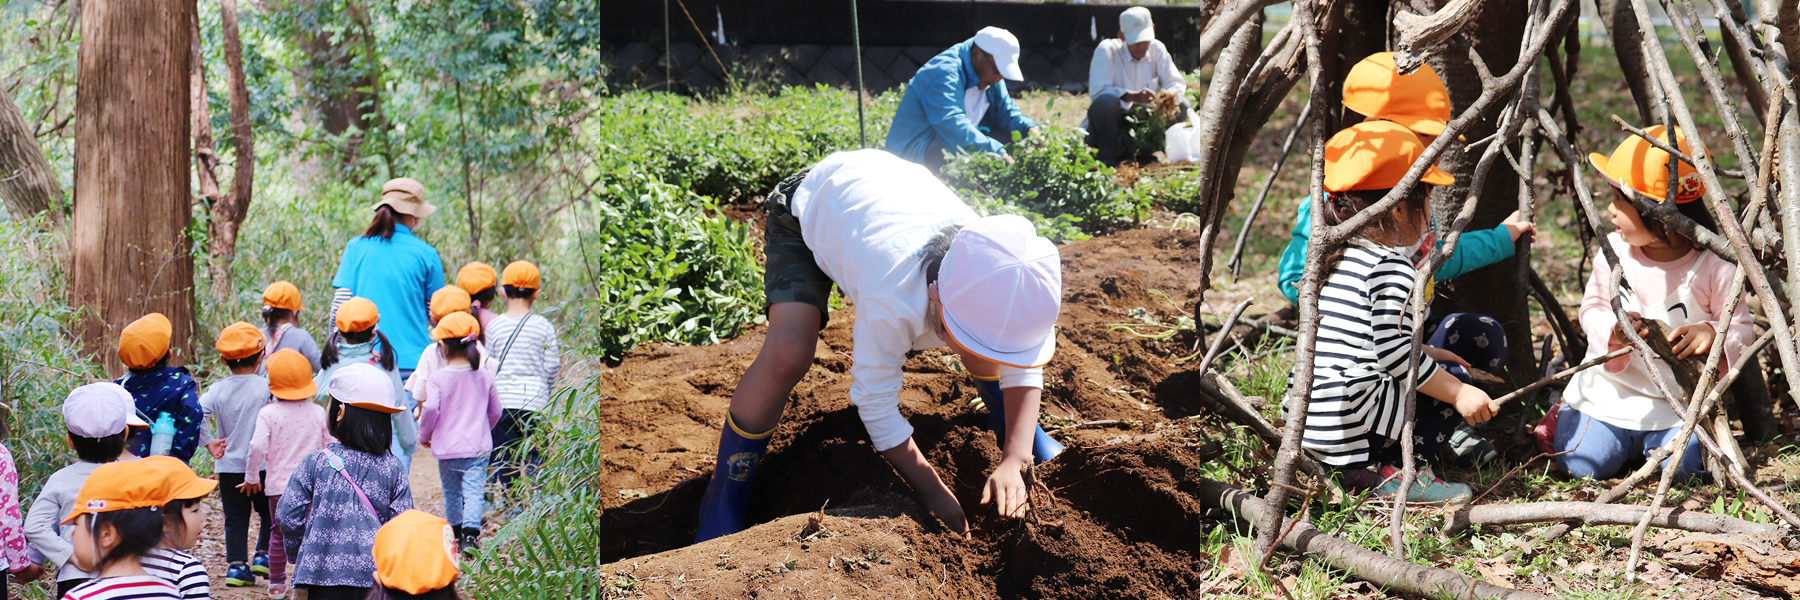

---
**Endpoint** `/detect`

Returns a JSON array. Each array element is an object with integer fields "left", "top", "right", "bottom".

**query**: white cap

[
  {"left": 973, "top": 26, "right": 1024, "bottom": 81},
  {"left": 329, "top": 363, "right": 406, "bottom": 414},
  {"left": 63, "top": 382, "right": 147, "bottom": 439},
  {"left": 1120, "top": 7, "right": 1155, "bottom": 44},
  {"left": 939, "top": 215, "right": 1062, "bottom": 368}
]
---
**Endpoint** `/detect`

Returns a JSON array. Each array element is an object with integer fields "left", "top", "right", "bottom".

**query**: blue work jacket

[{"left": 884, "top": 39, "right": 1037, "bottom": 164}]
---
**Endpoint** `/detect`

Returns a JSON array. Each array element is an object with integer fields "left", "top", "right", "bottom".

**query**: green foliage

[
  {"left": 0, "top": 217, "right": 103, "bottom": 503},
  {"left": 564, "top": 176, "right": 764, "bottom": 362},
  {"left": 940, "top": 127, "right": 1149, "bottom": 241}
]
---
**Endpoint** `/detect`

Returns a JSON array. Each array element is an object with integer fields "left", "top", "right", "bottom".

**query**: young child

[
  {"left": 486, "top": 261, "right": 561, "bottom": 488},
  {"left": 1285, "top": 121, "right": 1500, "bottom": 503},
  {"left": 417, "top": 312, "right": 502, "bottom": 554},
  {"left": 198, "top": 322, "right": 275, "bottom": 587},
  {"left": 262, "top": 281, "right": 322, "bottom": 373},
  {"left": 139, "top": 457, "right": 216, "bottom": 600},
  {"left": 368, "top": 510, "right": 460, "bottom": 600},
  {"left": 27, "top": 383, "right": 146, "bottom": 597},
  {"left": 404, "top": 286, "right": 493, "bottom": 403},
  {"left": 243, "top": 349, "right": 333, "bottom": 600},
  {"left": 1552, "top": 125, "right": 1749, "bottom": 481},
  {"left": 275, "top": 363, "right": 414, "bottom": 600},
  {"left": 55, "top": 459, "right": 194, "bottom": 600},
  {"left": 115, "top": 314, "right": 203, "bottom": 463},
  {"left": 456, "top": 261, "right": 501, "bottom": 339},
  {"left": 0, "top": 437, "right": 41, "bottom": 597},
  {"left": 318, "top": 297, "right": 415, "bottom": 473}
]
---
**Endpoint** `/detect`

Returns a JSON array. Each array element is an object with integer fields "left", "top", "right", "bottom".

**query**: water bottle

[{"left": 149, "top": 412, "right": 176, "bottom": 457}]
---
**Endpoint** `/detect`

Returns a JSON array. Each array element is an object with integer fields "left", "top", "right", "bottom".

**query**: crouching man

[
  {"left": 695, "top": 149, "right": 1066, "bottom": 541},
  {"left": 1087, "top": 7, "right": 1188, "bottom": 166}
]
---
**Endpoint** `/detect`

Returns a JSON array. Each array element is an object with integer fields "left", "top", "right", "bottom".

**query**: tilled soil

[{"left": 598, "top": 228, "right": 1250, "bottom": 599}]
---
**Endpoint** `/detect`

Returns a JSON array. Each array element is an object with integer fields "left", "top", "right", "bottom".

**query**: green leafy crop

[{"left": 940, "top": 127, "right": 1149, "bottom": 241}]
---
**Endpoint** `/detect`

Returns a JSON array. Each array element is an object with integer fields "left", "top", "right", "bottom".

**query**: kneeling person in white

[{"left": 694, "top": 150, "right": 1065, "bottom": 541}]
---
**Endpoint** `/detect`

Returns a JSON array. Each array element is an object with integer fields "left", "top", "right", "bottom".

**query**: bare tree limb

[
  {"left": 1192, "top": 0, "right": 1287, "bottom": 71},
  {"left": 1391, "top": 0, "right": 1484, "bottom": 73},
  {"left": 1192, "top": 17, "right": 1263, "bottom": 293},
  {"left": 1228, "top": 100, "right": 1310, "bottom": 281},
  {"left": 1491, "top": 348, "right": 1630, "bottom": 408},
  {"left": 1446, "top": 502, "right": 1784, "bottom": 537}
]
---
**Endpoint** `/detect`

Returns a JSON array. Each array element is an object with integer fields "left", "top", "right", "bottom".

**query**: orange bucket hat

[
  {"left": 263, "top": 281, "right": 304, "bottom": 312},
  {"left": 456, "top": 262, "right": 497, "bottom": 296},
  {"left": 1324, "top": 121, "right": 1456, "bottom": 192},
  {"left": 1588, "top": 124, "right": 1705, "bottom": 204},
  {"left": 215, "top": 322, "right": 266, "bottom": 361},
  {"left": 336, "top": 298, "right": 380, "bottom": 333},
  {"left": 267, "top": 349, "right": 318, "bottom": 400},
  {"left": 373, "top": 510, "right": 461, "bottom": 594},
  {"left": 430, "top": 287, "right": 473, "bottom": 323},
  {"left": 501, "top": 261, "right": 540, "bottom": 290},
  {"left": 1342, "top": 52, "right": 1453, "bottom": 137},
  {"left": 118, "top": 313, "right": 174, "bottom": 370}
]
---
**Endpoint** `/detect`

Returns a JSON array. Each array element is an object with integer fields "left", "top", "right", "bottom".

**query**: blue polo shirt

[{"left": 332, "top": 223, "right": 445, "bottom": 371}]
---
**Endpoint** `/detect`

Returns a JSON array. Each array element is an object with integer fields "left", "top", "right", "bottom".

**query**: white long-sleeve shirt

[
  {"left": 792, "top": 150, "right": 1044, "bottom": 452},
  {"left": 1088, "top": 38, "right": 1186, "bottom": 107}
]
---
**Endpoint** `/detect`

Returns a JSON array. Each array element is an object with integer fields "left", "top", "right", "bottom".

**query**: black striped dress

[{"left": 1283, "top": 241, "right": 1440, "bottom": 466}]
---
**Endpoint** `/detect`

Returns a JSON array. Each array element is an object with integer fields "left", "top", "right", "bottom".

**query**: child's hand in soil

[
  {"left": 1667, "top": 323, "right": 1717, "bottom": 359},
  {"left": 206, "top": 438, "right": 228, "bottom": 459},
  {"left": 981, "top": 458, "right": 1029, "bottom": 520}
]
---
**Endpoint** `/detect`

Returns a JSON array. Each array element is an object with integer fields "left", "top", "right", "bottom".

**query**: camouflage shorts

[{"left": 763, "top": 168, "right": 833, "bottom": 323}]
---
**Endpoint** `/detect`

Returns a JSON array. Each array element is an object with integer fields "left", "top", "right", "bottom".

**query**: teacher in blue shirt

[
  {"left": 885, "top": 26, "right": 1039, "bottom": 172},
  {"left": 329, "top": 177, "right": 446, "bottom": 469}
]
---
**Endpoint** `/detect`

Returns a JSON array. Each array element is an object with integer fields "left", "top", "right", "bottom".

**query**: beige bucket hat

[{"left": 372, "top": 177, "right": 437, "bottom": 219}]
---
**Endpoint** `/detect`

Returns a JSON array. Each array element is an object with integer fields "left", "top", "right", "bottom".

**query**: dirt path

[{"left": 197, "top": 448, "right": 445, "bottom": 599}]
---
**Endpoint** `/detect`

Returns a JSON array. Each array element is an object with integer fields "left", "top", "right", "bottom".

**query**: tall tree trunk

[
  {"left": 207, "top": 0, "right": 256, "bottom": 302},
  {"left": 1598, "top": 0, "right": 1664, "bottom": 124},
  {"left": 72, "top": 0, "right": 197, "bottom": 375},
  {"left": 0, "top": 87, "right": 65, "bottom": 223},
  {"left": 294, "top": 0, "right": 382, "bottom": 171}
]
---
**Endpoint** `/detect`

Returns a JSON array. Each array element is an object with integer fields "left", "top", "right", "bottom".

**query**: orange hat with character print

[
  {"left": 263, "top": 281, "right": 303, "bottom": 312},
  {"left": 1588, "top": 124, "right": 1705, "bottom": 204},
  {"left": 1324, "top": 121, "right": 1456, "bottom": 192},
  {"left": 63, "top": 458, "right": 217, "bottom": 524}
]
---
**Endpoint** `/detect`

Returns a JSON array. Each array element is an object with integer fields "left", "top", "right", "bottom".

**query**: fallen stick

[
  {"left": 1445, "top": 501, "right": 1783, "bottom": 538},
  {"left": 1195, "top": 478, "right": 1551, "bottom": 600},
  {"left": 1195, "top": 298, "right": 1255, "bottom": 378},
  {"left": 1491, "top": 348, "right": 1629, "bottom": 408}
]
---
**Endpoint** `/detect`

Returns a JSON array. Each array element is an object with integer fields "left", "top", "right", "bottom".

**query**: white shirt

[
  {"left": 1089, "top": 38, "right": 1186, "bottom": 107},
  {"left": 486, "top": 312, "right": 561, "bottom": 412},
  {"left": 792, "top": 150, "right": 1044, "bottom": 452}
]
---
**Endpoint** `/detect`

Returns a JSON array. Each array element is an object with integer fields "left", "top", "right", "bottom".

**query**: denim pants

[
  {"left": 1552, "top": 404, "right": 1706, "bottom": 481},
  {"left": 439, "top": 456, "right": 489, "bottom": 529}
]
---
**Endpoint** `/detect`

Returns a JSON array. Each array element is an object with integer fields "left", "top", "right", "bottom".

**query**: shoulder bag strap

[
  {"left": 493, "top": 314, "right": 534, "bottom": 373},
  {"left": 324, "top": 451, "right": 381, "bottom": 521}
]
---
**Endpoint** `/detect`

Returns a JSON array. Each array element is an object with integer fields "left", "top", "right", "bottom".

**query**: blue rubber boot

[
  {"left": 973, "top": 376, "right": 1064, "bottom": 464},
  {"left": 694, "top": 414, "right": 773, "bottom": 543}
]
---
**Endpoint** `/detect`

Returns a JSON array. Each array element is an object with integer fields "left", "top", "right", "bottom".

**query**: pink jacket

[{"left": 244, "top": 400, "right": 335, "bottom": 496}]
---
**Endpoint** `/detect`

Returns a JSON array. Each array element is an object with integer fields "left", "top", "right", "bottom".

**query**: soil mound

[{"left": 600, "top": 228, "right": 1253, "bottom": 598}]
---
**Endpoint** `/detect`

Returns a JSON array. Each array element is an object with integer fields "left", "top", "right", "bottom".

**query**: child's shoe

[
  {"left": 251, "top": 552, "right": 271, "bottom": 576},
  {"left": 1373, "top": 464, "right": 1471, "bottom": 504},
  {"left": 268, "top": 583, "right": 289, "bottom": 599},
  {"left": 1447, "top": 423, "right": 1500, "bottom": 466},
  {"left": 224, "top": 563, "right": 255, "bottom": 587},
  {"left": 458, "top": 526, "right": 482, "bottom": 556}
]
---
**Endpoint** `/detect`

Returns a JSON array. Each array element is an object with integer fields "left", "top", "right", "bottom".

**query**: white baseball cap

[
  {"left": 972, "top": 27, "right": 1025, "bottom": 82},
  {"left": 938, "top": 215, "right": 1062, "bottom": 368},
  {"left": 329, "top": 363, "right": 406, "bottom": 414},
  {"left": 63, "top": 382, "right": 148, "bottom": 439},
  {"left": 1120, "top": 7, "right": 1155, "bottom": 44}
]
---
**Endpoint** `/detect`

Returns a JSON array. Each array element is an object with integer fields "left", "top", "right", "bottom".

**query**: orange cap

[
  {"left": 61, "top": 461, "right": 160, "bottom": 524},
  {"left": 456, "top": 262, "right": 497, "bottom": 296},
  {"left": 267, "top": 349, "right": 318, "bottom": 400},
  {"left": 119, "top": 313, "right": 174, "bottom": 370},
  {"left": 1324, "top": 121, "right": 1457, "bottom": 192},
  {"left": 215, "top": 322, "right": 267, "bottom": 361},
  {"left": 140, "top": 456, "right": 219, "bottom": 502},
  {"left": 501, "top": 261, "right": 540, "bottom": 290},
  {"left": 1588, "top": 124, "right": 1705, "bottom": 204},
  {"left": 430, "top": 287, "right": 473, "bottom": 322},
  {"left": 263, "top": 281, "right": 303, "bottom": 312},
  {"left": 1342, "top": 52, "right": 1453, "bottom": 137},
  {"left": 336, "top": 298, "right": 380, "bottom": 333},
  {"left": 430, "top": 312, "right": 481, "bottom": 341},
  {"left": 373, "top": 510, "right": 460, "bottom": 594}
]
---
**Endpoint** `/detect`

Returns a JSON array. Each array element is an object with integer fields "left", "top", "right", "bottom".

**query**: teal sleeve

[
  {"left": 1277, "top": 199, "right": 1312, "bottom": 306},
  {"left": 996, "top": 82, "right": 1037, "bottom": 135},
  {"left": 1434, "top": 223, "right": 1516, "bottom": 281}
]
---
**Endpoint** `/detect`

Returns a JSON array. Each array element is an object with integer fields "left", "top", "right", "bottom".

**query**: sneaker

[
  {"left": 267, "top": 583, "right": 288, "bottom": 599},
  {"left": 251, "top": 552, "right": 271, "bottom": 576},
  {"left": 1334, "top": 465, "right": 1383, "bottom": 492},
  {"left": 224, "top": 563, "right": 255, "bottom": 587},
  {"left": 458, "top": 526, "right": 481, "bottom": 556},
  {"left": 1447, "top": 423, "right": 1500, "bottom": 466},
  {"left": 1373, "top": 464, "right": 1472, "bottom": 504}
]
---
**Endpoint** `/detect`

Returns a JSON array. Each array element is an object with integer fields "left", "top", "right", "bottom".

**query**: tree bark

[
  {"left": 1598, "top": 0, "right": 1664, "bottom": 124},
  {"left": 1445, "top": 501, "right": 1783, "bottom": 537},
  {"left": 293, "top": 0, "right": 382, "bottom": 169},
  {"left": 73, "top": 0, "right": 197, "bottom": 376},
  {"left": 207, "top": 0, "right": 256, "bottom": 302},
  {"left": 0, "top": 86, "right": 65, "bottom": 223}
]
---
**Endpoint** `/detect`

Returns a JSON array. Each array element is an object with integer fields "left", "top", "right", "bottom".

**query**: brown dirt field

[{"left": 597, "top": 228, "right": 1259, "bottom": 599}]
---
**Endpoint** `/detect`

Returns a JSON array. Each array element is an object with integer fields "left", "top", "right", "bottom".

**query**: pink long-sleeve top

[
  {"left": 418, "top": 365, "right": 503, "bottom": 460},
  {"left": 244, "top": 399, "right": 334, "bottom": 496},
  {"left": 0, "top": 443, "right": 28, "bottom": 573}
]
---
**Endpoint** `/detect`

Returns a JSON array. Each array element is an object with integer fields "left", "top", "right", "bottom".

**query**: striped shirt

[
  {"left": 1283, "top": 242, "right": 1440, "bottom": 466},
  {"left": 486, "top": 313, "right": 561, "bottom": 412},
  {"left": 141, "top": 549, "right": 208, "bottom": 600},
  {"left": 61, "top": 575, "right": 181, "bottom": 600}
]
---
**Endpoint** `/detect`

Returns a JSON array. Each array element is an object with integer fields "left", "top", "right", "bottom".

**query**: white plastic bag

[{"left": 1165, "top": 122, "right": 1202, "bottom": 163}]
